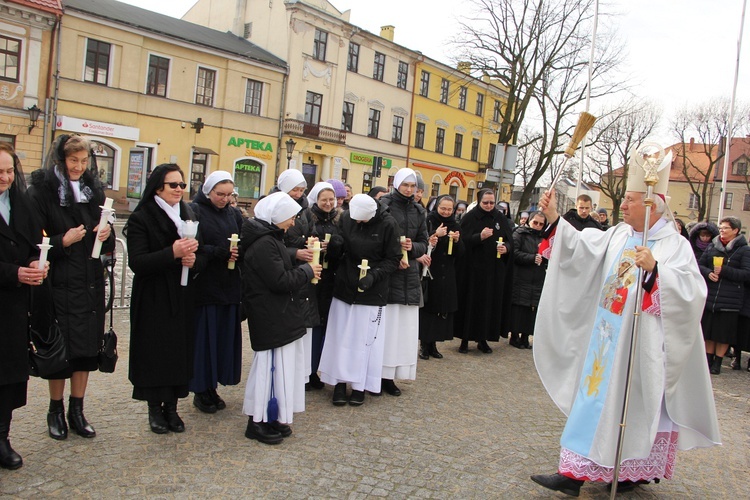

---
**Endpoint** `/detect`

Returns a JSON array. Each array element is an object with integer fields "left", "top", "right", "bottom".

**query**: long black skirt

[
  {"left": 42, "top": 356, "right": 99, "bottom": 380},
  {"left": 510, "top": 304, "right": 538, "bottom": 336},
  {"left": 701, "top": 310, "right": 737, "bottom": 344},
  {"left": 132, "top": 385, "right": 189, "bottom": 404},
  {"left": 418, "top": 310, "right": 454, "bottom": 342},
  {"left": 0, "top": 382, "right": 27, "bottom": 419},
  {"left": 736, "top": 315, "right": 750, "bottom": 352}
]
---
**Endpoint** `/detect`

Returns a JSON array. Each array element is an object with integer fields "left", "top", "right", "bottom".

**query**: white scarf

[{"left": 154, "top": 195, "right": 184, "bottom": 237}]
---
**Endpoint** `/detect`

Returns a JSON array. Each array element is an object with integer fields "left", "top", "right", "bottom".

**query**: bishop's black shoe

[{"left": 530, "top": 473, "right": 584, "bottom": 497}]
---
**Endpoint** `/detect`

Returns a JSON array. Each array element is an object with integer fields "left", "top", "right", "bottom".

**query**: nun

[
  {"left": 318, "top": 194, "right": 402, "bottom": 406},
  {"left": 241, "top": 192, "right": 321, "bottom": 445}
]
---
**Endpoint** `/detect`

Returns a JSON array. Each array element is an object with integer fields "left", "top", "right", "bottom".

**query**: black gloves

[{"left": 358, "top": 274, "right": 375, "bottom": 291}]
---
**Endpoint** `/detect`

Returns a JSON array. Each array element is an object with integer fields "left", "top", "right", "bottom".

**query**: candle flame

[{"left": 42, "top": 230, "right": 48, "bottom": 237}]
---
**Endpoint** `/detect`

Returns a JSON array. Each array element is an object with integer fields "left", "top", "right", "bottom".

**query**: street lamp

[
  {"left": 28, "top": 104, "right": 42, "bottom": 133},
  {"left": 285, "top": 138, "right": 296, "bottom": 168}
]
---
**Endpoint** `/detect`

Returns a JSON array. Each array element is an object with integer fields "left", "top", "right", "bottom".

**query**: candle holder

[
  {"left": 181, "top": 220, "right": 199, "bottom": 286},
  {"left": 227, "top": 233, "right": 240, "bottom": 270},
  {"left": 357, "top": 259, "right": 370, "bottom": 292},
  {"left": 38, "top": 236, "right": 52, "bottom": 273}
]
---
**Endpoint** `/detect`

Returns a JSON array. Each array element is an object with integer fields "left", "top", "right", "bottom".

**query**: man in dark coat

[{"left": 562, "top": 194, "right": 602, "bottom": 231}]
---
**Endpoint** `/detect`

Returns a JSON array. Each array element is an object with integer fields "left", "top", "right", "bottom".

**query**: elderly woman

[
  {"left": 319, "top": 194, "right": 402, "bottom": 406},
  {"left": 241, "top": 192, "right": 321, "bottom": 444},
  {"left": 0, "top": 144, "right": 47, "bottom": 469},
  {"left": 27, "top": 134, "right": 114, "bottom": 440},
  {"left": 188, "top": 171, "right": 244, "bottom": 413},
  {"left": 698, "top": 216, "right": 750, "bottom": 374},
  {"left": 125, "top": 164, "right": 205, "bottom": 433},
  {"left": 418, "top": 195, "right": 463, "bottom": 360},
  {"left": 454, "top": 188, "right": 514, "bottom": 353}
]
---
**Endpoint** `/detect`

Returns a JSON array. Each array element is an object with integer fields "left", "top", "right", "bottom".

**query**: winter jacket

[
  {"left": 189, "top": 190, "right": 244, "bottom": 306},
  {"left": 511, "top": 225, "right": 547, "bottom": 307},
  {"left": 379, "top": 190, "right": 429, "bottom": 305},
  {"left": 698, "top": 235, "right": 750, "bottom": 313},
  {"left": 27, "top": 168, "right": 115, "bottom": 360},
  {"left": 689, "top": 221, "right": 719, "bottom": 262},
  {"left": 241, "top": 217, "right": 313, "bottom": 351},
  {"left": 562, "top": 209, "right": 602, "bottom": 231},
  {"left": 333, "top": 203, "right": 402, "bottom": 306}
]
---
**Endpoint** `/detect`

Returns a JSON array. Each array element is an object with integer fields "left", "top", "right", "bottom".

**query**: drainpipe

[
  {"left": 405, "top": 55, "right": 423, "bottom": 185},
  {"left": 50, "top": 15, "right": 63, "bottom": 148},
  {"left": 43, "top": 14, "right": 61, "bottom": 160},
  {"left": 276, "top": 69, "right": 289, "bottom": 181}
]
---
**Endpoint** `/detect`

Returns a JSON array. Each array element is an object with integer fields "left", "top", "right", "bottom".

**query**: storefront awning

[{"left": 192, "top": 147, "right": 218, "bottom": 155}]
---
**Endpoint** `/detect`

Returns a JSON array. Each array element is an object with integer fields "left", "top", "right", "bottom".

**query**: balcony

[{"left": 283, "top": 119, "right": 346, "bottom": 144}]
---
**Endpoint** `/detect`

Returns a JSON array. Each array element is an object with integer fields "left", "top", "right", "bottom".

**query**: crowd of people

[{"left": 0, "top": 138, "right": 737, "bottom": 490}]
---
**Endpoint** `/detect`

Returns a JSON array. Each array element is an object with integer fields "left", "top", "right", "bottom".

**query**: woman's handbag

[
  {"left": 98, "top": 252, "right": 118, "bottom": 373},
  {"left": 28, "top": 288, "right": 69, "bottom": 377}
]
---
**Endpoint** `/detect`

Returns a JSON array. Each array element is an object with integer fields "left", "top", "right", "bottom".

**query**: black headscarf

[
  {"left": 0, "top": 143, "right": 26, "bottom": 194},
  {"left": 426, "top": 194, "right": 460, "bottom": 234}
]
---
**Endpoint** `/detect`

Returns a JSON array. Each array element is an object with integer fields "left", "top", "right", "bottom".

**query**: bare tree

[{"left": 586, "top": 100, "right": 661, "bottom": 224}]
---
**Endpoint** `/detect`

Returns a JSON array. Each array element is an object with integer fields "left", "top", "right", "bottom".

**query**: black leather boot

[
  {"left": 428, "top": 342, "right": 443, "bottom": 359},
  {"left": 731, "top": 350, "right": 742, "bottom": 370},
  {"left": 162, "top": 402, "right": 185, "bottom": 433},
  {"left": 0, "top": 419, "right": 22, "bottom": 470},
  {"left": 419, "top": 342, "right": 430, "bottom": 360},
  {"left": 47, "top": 399, "right": 68, "bottom": 440},
  {"left": 148, "top": 403, "right": 169, "bottom": 434},
  {"left": 68, "top": 396, "right": 96, "bottom": 438},
  {"left": 710, "top": 356, "right": 723, "bottom": 375},
  {"left": 706, "top": 353, "right": 714, "bottom": 368}
]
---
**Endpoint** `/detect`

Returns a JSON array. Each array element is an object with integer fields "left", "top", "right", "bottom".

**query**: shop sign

[
  {"left": 235, "top": 162, "right": 262, "bottom": 173},
  {"left": 350, "top": 152, "right": 392, "bottom": 168},
  {"left": 56, "top": 115, "right": 140, "bottom": 141},
  {"left": 443, "top": 170, "right": 467, "bottom": 187},
  {"left": 228, "top": 136, "right": 274, "bottom": 161}
]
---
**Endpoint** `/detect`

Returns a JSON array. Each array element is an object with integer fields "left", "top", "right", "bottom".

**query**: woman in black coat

[
  {"left": 698, "top": 216, "right": 750, "bottom": 374},
  {"left": 0, "top": 144, "right": 47, "bottom": 470},
  {"left": 125, "top": 164, "right": 206, "bottom": 434},
  {"left": 454, "top": 188, "right": 514, "bottom": 353},
  {"left": 241, "top": 192, "right": 321, "bottom": 445},
  {"left": 510, "top": 211, "right": 547, "bottom": 349},
  {"left": 188, "top": 171, "right": 244, "bottom": 413},
  {"left": 418, "top": 195, "right": 463, "bottom": 360},
  {"left": 27, "top": 134, "right": 114, "bottom": 441},
  {"left": 319, "top": 194, "right": 402, "bottom": 407}
]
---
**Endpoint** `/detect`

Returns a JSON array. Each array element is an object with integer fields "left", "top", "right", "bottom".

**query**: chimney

[
  {"left": 380, "top": 25, "right": 395, "bottom": 42},
  {"left": 689, "top": 137, "right": 695, "bottom": 152},
  {"left": 457, "top": 62, "right": 471, "bottom": 74}
]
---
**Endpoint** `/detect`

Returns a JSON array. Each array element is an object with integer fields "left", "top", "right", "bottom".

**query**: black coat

[
  {"left": 562, "top": 209, "right": 602, "bottom": 231},
  {"left": 305, "top": 204, "right": 344, "bottom": 326},
  {"left": 422, "top": 211, "right": 463, "bottom": 314},
  {"left": 333, "top": 203, "right": 402, "bottom": 306},
  {"left": 0, "top": 189, "right": 40, "bottom": 386},
  {"left": 126, "top": 200, "right": 206, "bottom": 388},
  {"left": 454, "top": 205, "right": 515, "bottom": 341},
  {"left": 698, "top": 235, "right": 750, "bottom": 313},
  {"left": 511, "top": 226, "right": 547, "bottom": 307},
  {"left": 189, "top": 190, "right": 244, "bottom": 306},
  {"left": 379, "top": 191, "right": 429, "bottom": 305},
  {"left": 27, "top": 169, "right": 115, "bottom": 359},
  {"left": 241, "top": 217, "right": 313, "bottom": 351}
]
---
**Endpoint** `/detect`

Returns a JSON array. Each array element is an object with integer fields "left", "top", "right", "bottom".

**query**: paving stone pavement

[{"left": 1, "top": 309, "right": 747, "bottom": 498}]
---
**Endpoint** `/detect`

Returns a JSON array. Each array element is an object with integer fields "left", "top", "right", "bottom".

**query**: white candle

[
  {"left": 496, "top": 237, "right": 504, "bottom": 259},
  {"left": 322, "top": 233, "right": 331, "bottom": 269},
  {"left": 91, "top": 198, "right": 115, "bottom": 259},
  {"left": 38, "top": 236, "right": 52, "bottom": 271},
  {"left": 227, "top": 233, "right": 240, "bottom": 270},
  {"left": 310, "top": 240, "right": 321, "bottom": 284},
  {"left": 421, "top": 244, "right": 434, "bottom": 278},
  {"left": 181, "top": 220, "right": 199, "bottom": 286},
  {"left": 447, "top": 232, "right": 454, "bottom": 255},
  {"left": 357, "top": 259, "right": 370, "bottom": 292},
  {"left": 400, "top": 236, "right": 408, "bottom": 264}
]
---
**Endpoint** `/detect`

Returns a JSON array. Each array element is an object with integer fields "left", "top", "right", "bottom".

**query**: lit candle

[
  {"left": 38, "top": 236, "right": 52, "bottom": 271},
  {"left": 227, "top": 233, "right": 240, "bottom": 270},
  {"left": 496, "top": 237, "right": 504, "bottom": 259},
  {"left": 322, "top": 233, "right": 331, "bottom": 269},
  {"left": 357, "top": 259, "right": 370, "bottom": 292},
  {"left": 91, "top": 197, "right": 115, "bottom": 259},
  {"left": 447, "top": 231, "right": 454, "bottom": 255},
  {"left": 310, "top": 240, "right": 321, "bottom": 284},
  {"left": 400, "top": 236, "right": 408, "bottom": 264},
  {"left": 181, "top": 220, "right": 199, "bottom": 286}
]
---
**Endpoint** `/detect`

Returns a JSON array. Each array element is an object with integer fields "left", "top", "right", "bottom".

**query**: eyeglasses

[
  {"left": 530, "top": 221, "right": 545, "bottom": 227},
  {"left": 719, "top": 226, "right": 735, "bottom": 231},
  {"left": 212, "top": 191, "right": 234, "bottom": 199},
  {"left": 481, "top": 201, "right": 495, "bottom": 206},
  {"left": 164, "top": 182, "right": 187, "bottom": 190}
]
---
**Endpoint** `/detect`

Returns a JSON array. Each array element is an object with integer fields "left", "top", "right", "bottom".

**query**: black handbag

[
  {"left": 98, "top": 252, "right": 118, "bottom": 373},
  {"left": 28, "top": 288, "right": 69, "bottom": 378}
]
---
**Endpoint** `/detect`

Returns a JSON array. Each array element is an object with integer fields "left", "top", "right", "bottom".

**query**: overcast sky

[{"left": 120, "top": 0, "right": 749, "bottom": 143}]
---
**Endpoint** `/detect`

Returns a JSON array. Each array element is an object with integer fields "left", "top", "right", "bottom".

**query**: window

[
  {"left": 467, "top": 187, "right": 475, "bottom": 203},
  {"left": 397, "top": 61, "right": 408, "bottom": 90},
  {"left": 431, "top": 182, "right": 440, "bottom": 197},
  {"left": 435, "top": 128, "right": 445, "bottom": 153},
  {"left": 471, "top": 138, "right": 479, "bottom": 161},
  {"left": 744, "top": 194, "right": 750, "bottom": 211},
  {"left": 493, "top": 100, "right": 501, "bottom": 122},
  {"left": 475, "top": 93, "right": 484, "bottom": 116},
  {"left": 688, "top": 193, "right": 699, "bottom": 210},
  {"left": 195, "top": 67, "right": 216, "bottom": 106},
  {"left": 724, "top": 192, "right": 734, "bottom": 210},
  {"left": 458, "top": 86, "right": 467, "bottom": 110},
  {"left": 347, "top": 43, "right": 360, "bottom": 72},
  {"left": 341, "top": 168, "right": 349, "bottom": 183},
  {"left": 368, "top": 108, "right": 381, "bottom": 138},
  {"left": 449, "top": 184, "right": 459, "bottom": 199},
  {"left": 733, "top": 160, "right": 748, "bottom": 176},
  {"left": 440, "top": 78, "right": 449, "bottom": 104},
  {"left": 392, "top": 115, "right": 404, "bottom": 144},
  {"left": 234, "top": 159, "right": 263, "bottom": 198},
  {"left": 342, "top": 102, "right": 355, "bottom": 132},
  {"left": 146, "top": 55, "right": 170, "bottom": 97},
  {"left": 420, "top": 71, "right": 430, "bottom": 97},
  {"left": 305, "top": 91, "right": 323, "bottom": 125},
  {"left": 84, "top": 39, "right": 111, "bottom": 85},
  {"left": 373, "top": 52, "right": 385, "bottom": 81},
  {"left": 90, "top": 141, "right": 115, "bottom": 189},
  {"left": 488, "top": 143, "right": 496, "bottom": 166},
  {"left": 313, "top": 29, "right": 328, "bottom": 61},
  {"left": 454, "top": 133, "right": 463, "bottom": 158},
  {"left": 415, "top": 122, "right": 425, "bottom": 149},
  {"left": 0, "top": 35, "right": 21, "bottom": 82},
  {"left": 244, "top": 79, "right": 263, "bottom": 115}
]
